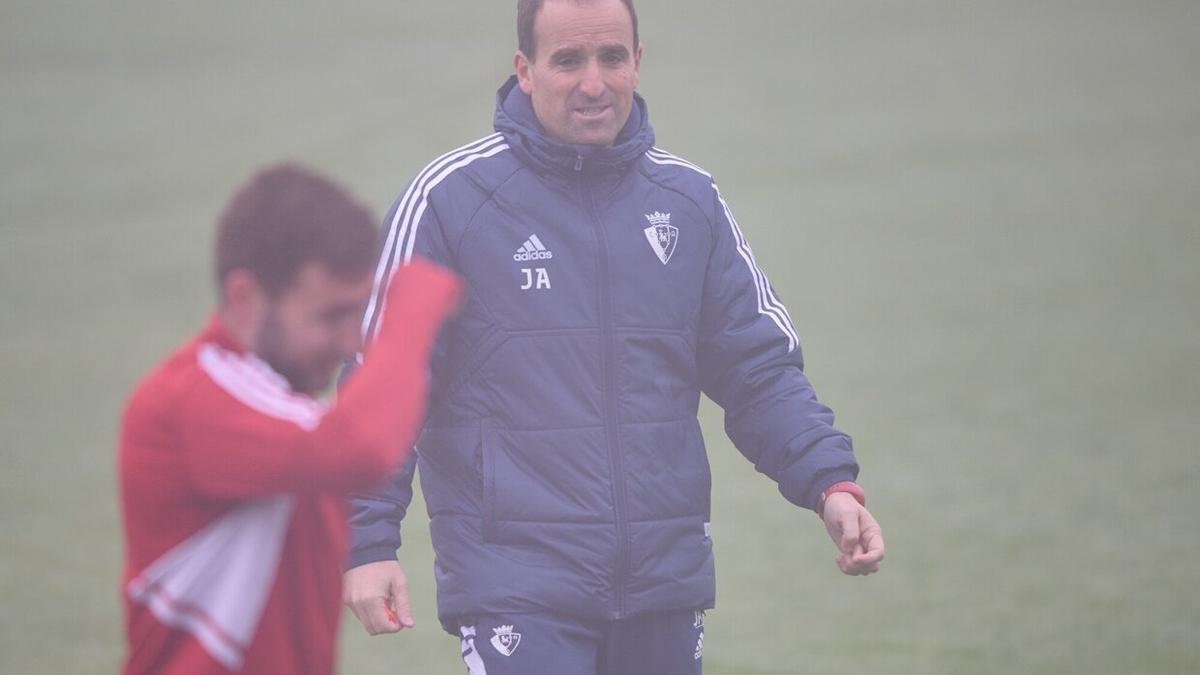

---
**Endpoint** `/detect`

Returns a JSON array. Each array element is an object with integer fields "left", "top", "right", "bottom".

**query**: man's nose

[{"left": 579, "top": 58, "right": 605, "bottom": 98}]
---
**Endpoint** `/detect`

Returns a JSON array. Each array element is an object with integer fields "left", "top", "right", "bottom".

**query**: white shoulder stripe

[
  {"left": 364, "top": 138, "right": 510, "bottom": 341},
  {"left": 645, "top": 149, "right": 799, "bottom": 352},
  {"left": 363, "top": 133, "right": 504, "bottom": 339},
  {"left": 400, "top": 142, "right": 510, "bottom": 265},
  {"left": 714, "top": 186, "right": 800, "bottom": 352},
  {"left": 389, "top": 134, "right": 505, "bottom": 267},
  {"left": 647, "top": 147, "right": 712, "bottom": 177},
  {"left": 197, "top": 344, "right": 326, "bottom": 431}
]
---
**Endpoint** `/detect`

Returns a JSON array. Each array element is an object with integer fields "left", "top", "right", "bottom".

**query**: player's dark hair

[
  {"left": 517, "top": 0, "right": 638, "bottom": 60},
  {"left": 215, "top": 163, "right": 378, "bottom": 297}
]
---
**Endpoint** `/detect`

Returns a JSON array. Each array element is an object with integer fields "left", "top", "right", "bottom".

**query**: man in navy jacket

[{"left": 344, "top": 1, "right": 885, "bottom": 672}]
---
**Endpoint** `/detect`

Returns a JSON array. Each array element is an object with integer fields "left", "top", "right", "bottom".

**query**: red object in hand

[{"left": 384, "top": 602, "right": 398, "bottom": 625}]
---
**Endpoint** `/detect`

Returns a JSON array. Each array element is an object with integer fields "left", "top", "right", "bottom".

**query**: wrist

[
  {"left": 346, "top": 544, "right": 400, "bottom": 571},
  {"left": 816, "top": 481, "right": 865, "bottom": 519}
]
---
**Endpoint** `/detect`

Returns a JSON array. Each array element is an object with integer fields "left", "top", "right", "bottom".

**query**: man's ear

[
  {"left": 221, "top": 268, "right": 267, "bottom": 330},
  {"left": 514, "top": 50, "right": 534, "bottom": 94},
  {"left": 629, "top": 43, "right": 642, "bottom": 90}
]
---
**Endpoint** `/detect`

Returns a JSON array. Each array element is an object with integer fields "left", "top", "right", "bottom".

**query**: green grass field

[{"left": 3, "top": 1, "right": 1198, "bottom": 673}]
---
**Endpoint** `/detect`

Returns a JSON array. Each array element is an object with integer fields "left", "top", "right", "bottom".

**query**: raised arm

[{"left": 180, "top": 259, "right": 460, "bottom": 498}]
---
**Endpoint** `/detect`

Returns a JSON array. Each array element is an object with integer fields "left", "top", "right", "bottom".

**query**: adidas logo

[{"left": 513, "top": 234, "right": 554, "bottom": 262}]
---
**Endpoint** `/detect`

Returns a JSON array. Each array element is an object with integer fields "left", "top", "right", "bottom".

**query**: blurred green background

[{"left": 3, "top": 1, "right": 1198, "bottom": 673}]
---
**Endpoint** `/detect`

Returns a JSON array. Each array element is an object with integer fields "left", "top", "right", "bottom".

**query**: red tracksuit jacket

[{"left": 118, "top": 260, "right": 459, "bottom": 674}]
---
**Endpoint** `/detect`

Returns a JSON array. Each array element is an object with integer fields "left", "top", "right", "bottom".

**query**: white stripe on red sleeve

[{"left": 197, "top": 344, "right": 326, "bottom": 431}]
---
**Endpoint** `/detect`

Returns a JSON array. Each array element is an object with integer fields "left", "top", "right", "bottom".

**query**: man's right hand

[{"left": 342, "top": 560, "right": 415, "bottom": 634}]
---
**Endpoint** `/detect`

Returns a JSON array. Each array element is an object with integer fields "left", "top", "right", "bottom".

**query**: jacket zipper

[{"left": 579, "top": 169, "right": 630, "bottom": 617}]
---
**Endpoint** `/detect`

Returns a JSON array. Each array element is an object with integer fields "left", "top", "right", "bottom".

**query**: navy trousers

[{"left": 458, "top": 609, "right": 706, "bottom": 675}]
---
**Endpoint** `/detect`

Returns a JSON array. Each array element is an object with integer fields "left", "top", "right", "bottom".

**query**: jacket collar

[{"left": 493, "top": 75, "right": 655, "bottom": 179}]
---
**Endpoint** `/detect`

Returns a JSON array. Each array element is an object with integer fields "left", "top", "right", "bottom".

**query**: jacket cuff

[
  {"left": 807, "top": 471, "right": 860, "bottom": 511},
  {"left": 346, "top": 543, "right": 400, "bottom": 571},
  {"left": 778, "top": 468, "right": 858, "bottom": 512}
]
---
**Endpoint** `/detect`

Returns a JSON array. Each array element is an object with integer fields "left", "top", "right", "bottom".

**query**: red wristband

[{"left": 816, "top": 481, "right": 865, "bottom": 518}]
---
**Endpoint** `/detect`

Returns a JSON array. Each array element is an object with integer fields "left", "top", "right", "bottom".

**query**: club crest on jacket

[{"left": 644, "top": 211, "right": 678, "bottom": 264}]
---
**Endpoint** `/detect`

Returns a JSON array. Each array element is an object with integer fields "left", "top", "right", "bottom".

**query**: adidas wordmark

[{"left": 514, "top": 234, "right": 554, "bottom": 262}]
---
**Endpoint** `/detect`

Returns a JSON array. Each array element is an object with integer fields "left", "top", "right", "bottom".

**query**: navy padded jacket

[{"left": 349, "top": 77, "right": 859, "bottom": 629}]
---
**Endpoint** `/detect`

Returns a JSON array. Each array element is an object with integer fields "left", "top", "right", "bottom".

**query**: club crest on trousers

[{"left": 490, "top": 624, "right": 522, "bottom": 656}]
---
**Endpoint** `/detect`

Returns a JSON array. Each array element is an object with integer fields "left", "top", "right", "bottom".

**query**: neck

[{"left": 217, "top": 308, "right": 255, "bottom": 353}]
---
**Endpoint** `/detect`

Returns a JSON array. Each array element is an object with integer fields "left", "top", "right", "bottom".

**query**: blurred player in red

[{"left": 117, "top": 164, "right": 460, "bottom": 674}]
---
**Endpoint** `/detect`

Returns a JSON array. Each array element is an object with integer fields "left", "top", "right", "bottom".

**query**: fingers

[
  {"left": 833, "top": 506, "right": 885, "bottom": 576},
  {"left": 346, "top": 595, "right": 402, "bottom": 635},
  {"left": 836, "top": 551, "right": 879, "bottom": 575},
  {"left": 826, "top": 496, "right": 860, "bottom": 556},
  {"left": 855, "top": 514, "right": 886, "bottom": 568},
  {"left": 821, "top": 492, "right": 861, "bottom": 556},
  {"left": 342, "top": 561, "right": 410, "bottom": 635},
  {"left": 839, "top": 517, "right": 861, "bottom": 557},
  {"left": 390, "top": 574, "right": 416, "bottom": 629}
]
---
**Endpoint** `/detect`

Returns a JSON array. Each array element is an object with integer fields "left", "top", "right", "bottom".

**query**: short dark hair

[
  {"left": 215, "top": 163, "right": 378, "bottom": 297},
  {"left": 517, "top": 0, "right": 638, "bottom": 60}
]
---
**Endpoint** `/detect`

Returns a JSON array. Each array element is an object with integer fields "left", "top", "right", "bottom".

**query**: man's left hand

[{"left": 821, "top": 493, "right": 885, "bottom": 576}]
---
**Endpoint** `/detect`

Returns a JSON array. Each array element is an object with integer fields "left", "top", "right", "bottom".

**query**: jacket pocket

[
  {"left": 684, "top": 418, "right": 713, "bottom": 521},
  {"left": 480, "top": 423, "right": 497, "bottom": 543},
  {"left": 414, "top": 426, "right": 484, "bottom": 519}
]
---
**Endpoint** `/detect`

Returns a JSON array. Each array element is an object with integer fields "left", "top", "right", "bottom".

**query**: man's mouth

[{"left": 574, "top": 104, "right": 611, "bottom": 119}]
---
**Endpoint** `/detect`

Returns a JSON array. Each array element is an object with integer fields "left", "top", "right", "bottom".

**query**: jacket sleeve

[
  {"left": 347, "top": 454, "right": 417, "bottom": 568},
  {"left": 347, "top": 191, "right": 457, "bottom": 567},
  {"left": 180, "top": 260, "right": 460, "bottom": 499},
  {"left": 697, "top": 184, "right": 859, "bottom": 511}
]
